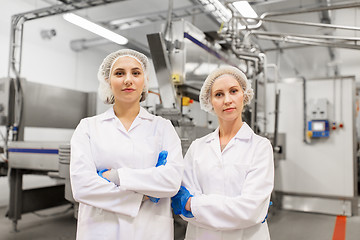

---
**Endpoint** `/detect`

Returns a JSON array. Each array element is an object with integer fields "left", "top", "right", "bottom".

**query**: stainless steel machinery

[{"left": 0, "top": 77, "right": 96, "bottom": 231}]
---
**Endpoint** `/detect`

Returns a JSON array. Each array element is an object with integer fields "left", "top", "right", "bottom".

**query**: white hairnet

[
  {"left": 97, "top": 49, "right": 150, "bottom": 104},
  {"left": 199, "top": 66, "right": 254, "bottom": 114}
]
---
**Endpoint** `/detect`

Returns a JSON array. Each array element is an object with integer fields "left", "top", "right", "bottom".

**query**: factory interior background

[{"left": 0, "top": 0, "right": 360, "bottom": 239}]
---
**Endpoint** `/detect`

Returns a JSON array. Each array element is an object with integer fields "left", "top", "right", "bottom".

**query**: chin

[
  {"left": 220, "top": 112, "right": 241, "bottom": 120},
  {"left": 116, "top": 96, "right": 141, "bottom": 104}
]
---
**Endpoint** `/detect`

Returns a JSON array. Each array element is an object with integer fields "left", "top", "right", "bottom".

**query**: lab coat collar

[
  {"left": 99, "top": 106, "right": 154, "bottom": 122},
  {"left": 99, "top": 107, "right": 116, "bottom": 121},
  {"left": 234, "top": 122, "right": 253, "bottom": 140},
  {"left": 205, "top": 122, "right": 253, "bottom": 143},
  {"left": 137, "top": 107, "right": 155, "bottom": 120}
]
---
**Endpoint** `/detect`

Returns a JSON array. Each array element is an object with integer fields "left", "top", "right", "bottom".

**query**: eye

[
  {"left": 230, "top": 89, "right": 238, "bottom": 94},
  {"left": 132, "top": 71, "right": 141, "bottom": 76},
  {"left": 214, "top": 92, "right": 223, "bottom": 97},
  {"left": 114, "top": 71, "right": 124, "bottom": 76}
]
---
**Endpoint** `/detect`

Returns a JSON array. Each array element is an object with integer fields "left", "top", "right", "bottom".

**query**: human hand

[
  {"left": 97, "top": 169, "right": 110, "bottom": 182},
  {"left": 171, "top": 186, "right": 194, "bottom": 218},
  {"left": 185, "top": 197, "right": 192, "bottom": 212},
  {"left": 155, "top": 150, "right": 168, "bottom": 167}
]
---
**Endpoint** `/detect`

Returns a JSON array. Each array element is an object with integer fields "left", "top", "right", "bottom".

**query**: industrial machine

[
  {"left": 146, "top": 19, "right": 279, "bottom": 153},
  {"left": 0, "top": 77, "right": 96, "bottom": 231}
]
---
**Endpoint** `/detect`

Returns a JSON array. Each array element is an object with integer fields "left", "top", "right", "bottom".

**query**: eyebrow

[
  {"left": 213, "top": 85, "right": 240, "bottom": 91},
  {"left": 113, "top": 67, "right": 141, "bottom": 71}
]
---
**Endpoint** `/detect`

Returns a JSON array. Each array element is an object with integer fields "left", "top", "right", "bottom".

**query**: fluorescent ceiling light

[
  {"left": 233, "top": 1, "right": 258, "bottom": 22},
  {"left": 199, "top": 0, "right": 232, "bottom": 23},
  {"left": 63, "top": 13, "right": 128, "bottom": 45}
]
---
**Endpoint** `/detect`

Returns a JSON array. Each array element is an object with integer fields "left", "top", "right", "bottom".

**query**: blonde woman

[{"left": 172, "top": 66, "right": 274, "bottom": 240}]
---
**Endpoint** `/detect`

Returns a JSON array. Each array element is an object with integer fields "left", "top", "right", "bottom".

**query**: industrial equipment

[
  {"left": 1, "top": 78, "right": 96, "bottom": 231},
  {"left": 307, "top": 98, "right": 330, "bottom": 138}
]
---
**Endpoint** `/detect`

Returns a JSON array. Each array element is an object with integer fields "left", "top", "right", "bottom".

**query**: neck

[
  {"left": 218, "top": 117, "right": 243, "bottom": 139},
  {"left": 113, "top": 101, "right": 140, "bottom": 123}
]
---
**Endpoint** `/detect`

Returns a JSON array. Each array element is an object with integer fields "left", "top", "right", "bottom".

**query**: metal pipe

[
  {"left": 301, "top": 76, "right": 310, "bottom": 144},
  {"left": 273, "top": 90, "right": 280, "bottom": 152},
  {"left": 256, "top": 35, "right": 360, "bottom": 50},
  {"left": 243, "top": 17, "right": 360, "bottom": 32},
  {"left": 267, "top": 63, "right": 280, "bottom": 151},
  {"left": 264, "top": 1, "right": 360, "bottom": 17},
  {"left": 252, "top": 30, "right": 360, "bottom": 41},
  {"left": 234, "top": 1, "right": 360, "bottom": 31},
  {"left": 259, "top": 53, "right": 267, "bottom": 134}
]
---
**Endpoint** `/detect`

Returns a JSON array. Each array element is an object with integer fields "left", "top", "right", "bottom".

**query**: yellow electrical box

[
  {"left": 182, "top": 97, "right": 194, "bottom": 106},
  {"left": 171, "top": 74, "right": 181, "bottom": 83}
]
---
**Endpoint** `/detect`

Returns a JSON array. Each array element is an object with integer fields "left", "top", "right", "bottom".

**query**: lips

[
  {"left": 224, "top": 107, "right": 236, "bottom": 112},
  {"left": 122, "top": 88, "right": 135, "bottom": 92}
]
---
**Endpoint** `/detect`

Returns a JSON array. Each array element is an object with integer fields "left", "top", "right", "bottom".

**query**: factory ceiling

[{"left": 15, "top": 0, "right": 360, "bottom": 80}]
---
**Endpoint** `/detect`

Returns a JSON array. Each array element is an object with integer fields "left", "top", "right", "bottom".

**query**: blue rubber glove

[
  {"left": 262, "top": 201, "right": 273, "bottom": 223},
  {"left": 171, "top": 186, "right": 194, "bottom": 218},
  {"left": 148, "top": 151, "right": 168, "bottom": 203},
  {"left": 97, "top": 169, "right": 110, "bottom": 182},
  {"left": 155, "top": 150, "right": 168, "bottom": 167}
]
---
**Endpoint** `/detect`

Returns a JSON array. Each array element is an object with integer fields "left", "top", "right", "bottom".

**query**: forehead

[
  {"left": 112, "top": 56, "right": 143, "bottom": 70},
  {"left": 212, "top": 74, "right": 240, "bottom": 91}
]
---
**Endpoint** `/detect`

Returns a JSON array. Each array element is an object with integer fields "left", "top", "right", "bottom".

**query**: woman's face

[
  {"left": 210, "top": 74, "right": 244, "bottom": 122},
  {"left": 109, "top": 56, "right": 145, "bottom": 104}
]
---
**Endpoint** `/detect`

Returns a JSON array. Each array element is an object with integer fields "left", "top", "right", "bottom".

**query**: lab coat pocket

[{"left": 147, "top": 215, "right": 174, "bottom": 240}]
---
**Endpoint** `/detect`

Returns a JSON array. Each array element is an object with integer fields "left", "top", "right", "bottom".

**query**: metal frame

[
  {"left": 233, "top": 1, "right": 360, "bottom": 51},
  {"left": 7, "top": 169, "right": 67, "bottom": 231},
  {"left": 8, "top": 0, "right": 127, "bottom": 78},
  {"left": 5, "top": 1, "right": 119, "bottom": 231}
]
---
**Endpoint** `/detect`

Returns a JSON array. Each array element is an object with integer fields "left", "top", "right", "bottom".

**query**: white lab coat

[
  {"left": 70, "top": 107, "right": 183, "bottom": 240},
  {"left": 181, "top": 122, "right": 274, "bottom": 240}
]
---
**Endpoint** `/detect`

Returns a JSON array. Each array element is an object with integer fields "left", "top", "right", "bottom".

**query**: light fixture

[
  {"left": 198, "top": 0, "right": 232, "bottom": 23},
  {"left": 232, "top": 1, "right": 258, "bottom": 22},
  {"left": 63, "top": 13, "right": 128, "bottom": 45}
]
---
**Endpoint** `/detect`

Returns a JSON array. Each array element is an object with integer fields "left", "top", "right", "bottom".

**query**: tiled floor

[{"left": 0, "top": 204, "right": 359, "bottom": 240}]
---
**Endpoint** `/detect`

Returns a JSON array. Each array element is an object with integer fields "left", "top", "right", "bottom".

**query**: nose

[
  {"left": 124, "top": 73, "right": 133, "bottom": 86},
  {"left": 224, "top": 93, "right": 232, "bottom": 105}
]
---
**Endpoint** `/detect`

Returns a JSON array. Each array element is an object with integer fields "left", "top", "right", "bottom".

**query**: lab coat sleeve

[
  {"left": 70, "top": 119, "right": 143, "bottom": 218},
  {"left": 182, "top": 138, "right": 274, "bottom": 231},
  {"left": 117, "top": 119, "right": 184, "bottom": 198}
]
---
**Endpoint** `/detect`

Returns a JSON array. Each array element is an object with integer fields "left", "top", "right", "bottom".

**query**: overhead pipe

[
  {"left": 319, "top": 0, "right": 338, "bottom": 76},
  {"left": 232, "top": 1, "right": 360, "bottom": 31},
  {"left": 256, "top": 34, "right": 360, "bottom": 50},
  {"left": 240, "top": 16, "right": 360, "bottom": 32},
  {"left": 252, "top": 30, "right": 360, "bottom": 42},
  {"left": 262, "top": 1, "right": 360, "bottom": 17}
]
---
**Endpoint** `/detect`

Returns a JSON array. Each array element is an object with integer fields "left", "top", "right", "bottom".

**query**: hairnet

[
  {"left": 97, "top": 49, "right": 150, "bottom": 104},
  {"left": 199, "top": 66, "right": 254, "bottom": 114}
]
